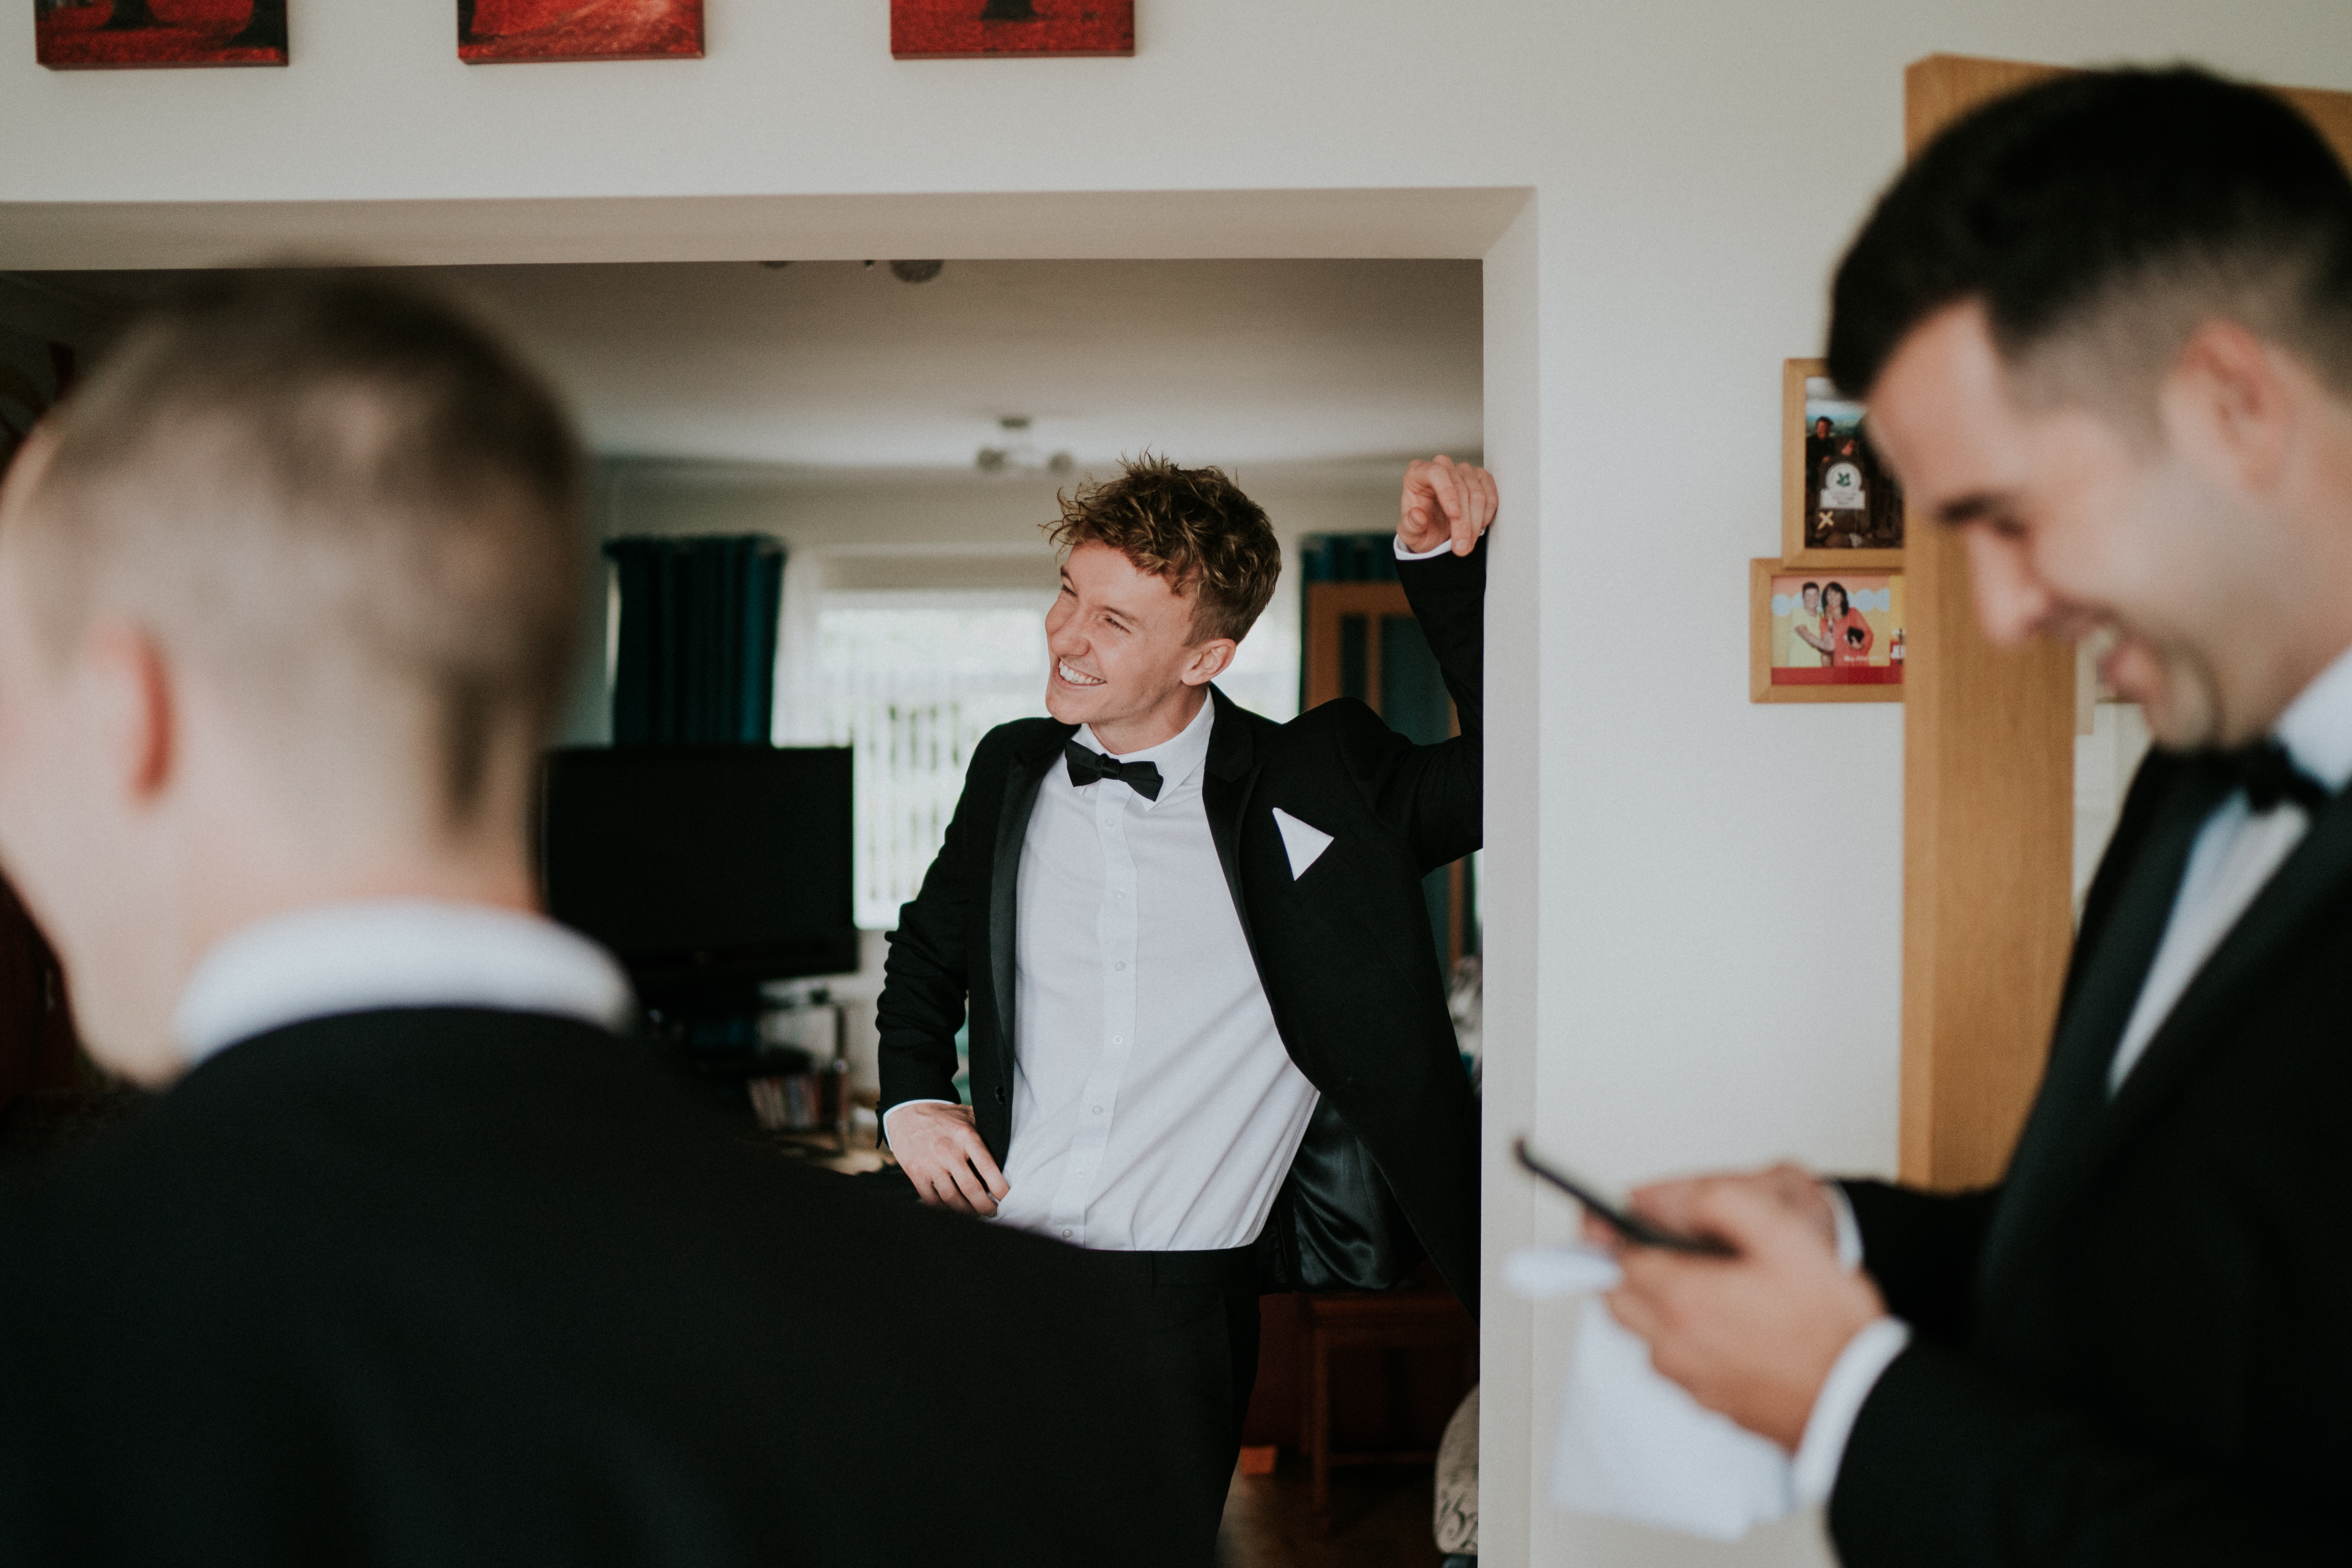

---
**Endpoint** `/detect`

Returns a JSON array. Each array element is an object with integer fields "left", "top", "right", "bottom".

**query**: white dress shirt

[
  {"left": 989, "top": 693, "right": 1319, "bottom": 1251},
  {"left": 174, "top": 898, "right": 636, "bottom": 1068},
  {"left": 1795, "top": 640, "right": 2352, "bottom": 1504}
]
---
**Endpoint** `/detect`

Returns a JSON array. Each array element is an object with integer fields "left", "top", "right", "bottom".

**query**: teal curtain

[{"left": 605, "top": 536, "right": 785, "bottom": 745}]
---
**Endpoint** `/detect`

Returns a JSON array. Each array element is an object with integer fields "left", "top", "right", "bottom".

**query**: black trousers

[{"left": 1060, "top": 1245, "right": 1260, "bottom": 1564}]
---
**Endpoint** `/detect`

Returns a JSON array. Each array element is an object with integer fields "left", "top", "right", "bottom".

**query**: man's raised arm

[{"left": 1345, "top": 455, "right": 1493, "bottom": 873}]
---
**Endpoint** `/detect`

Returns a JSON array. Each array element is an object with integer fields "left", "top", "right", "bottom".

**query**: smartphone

[{"left": 1513, "top": 1138, "right": 1736, "bottom": 1257}]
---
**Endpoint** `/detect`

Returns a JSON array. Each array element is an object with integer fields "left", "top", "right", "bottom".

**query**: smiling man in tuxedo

[
  {"left": 1599, "top": 69, "right": 2352, "bottom": 1566},
  {"left": 879, "top": 452, "right": 1493, "bottom": 1558}
]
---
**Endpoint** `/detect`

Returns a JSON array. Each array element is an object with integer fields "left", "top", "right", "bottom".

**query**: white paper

[{"left": 1506, "top": 1245, "right": 1798, "bottom": 1543}]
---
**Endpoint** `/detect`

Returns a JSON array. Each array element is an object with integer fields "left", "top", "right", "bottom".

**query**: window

[
  {"left": 809, "top": 584, "right": 1300, "bottom": 931},
  {"left": 818, "top": 591, "right": 1053, "bottom": 929}
]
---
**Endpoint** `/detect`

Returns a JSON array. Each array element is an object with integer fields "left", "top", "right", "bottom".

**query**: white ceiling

[{"left": 17, "top": 258, "right": 1483, "bottom": 475}]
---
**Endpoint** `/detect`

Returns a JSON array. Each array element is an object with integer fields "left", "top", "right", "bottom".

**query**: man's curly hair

[{"left": 1045, "top": 454, "right": 1282, "bottom": 645}]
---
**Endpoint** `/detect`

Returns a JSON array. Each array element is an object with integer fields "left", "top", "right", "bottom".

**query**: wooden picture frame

[
  {"left": 1750, "top": 558, "right": 1904, "bottom": 704},
  {"left": 1782, "top": 357, "right": 1903, "bottom": 569}
]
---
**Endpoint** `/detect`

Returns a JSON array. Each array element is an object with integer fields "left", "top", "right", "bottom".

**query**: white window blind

[
  {"left": 818, "top": 591, "right": 1053, "bottom": 929},
  {"left": 808, "top": 581, "right": 1300, "bottom": 932}
]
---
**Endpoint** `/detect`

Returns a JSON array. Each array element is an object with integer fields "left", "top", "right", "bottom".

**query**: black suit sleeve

[
  {"left": 1337, "top": 535, "right": 1486, "bottom": 873},
  {"left": 874, "top": 738, "right": 995, "bottom": 1122},
  {"left": 1832, "top": 1340, "right": 2334, "bottom": 1567},
  {"left": 0, "top": 1211, "right": 35, "bottom": 1565},
  {"left": 1837, "top": 1179, "right": 2001, "bottom": 1342}
]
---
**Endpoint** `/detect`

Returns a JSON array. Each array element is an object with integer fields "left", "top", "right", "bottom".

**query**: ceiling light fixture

[
  {"left": 889, "top": 260, "right": 945, "bottom": 284},
  {"left": 977, "top": 415, "right": 1074, "bottom": 477}
]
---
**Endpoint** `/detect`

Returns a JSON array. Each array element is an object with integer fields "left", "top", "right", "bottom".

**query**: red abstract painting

[
  {"left": 892, "top": 0, "right": 1132, "bottom": 60},
  {"left": 458, "top": 0, "right": 701, "bottom": 64},
  {"left": 35, "top": 0, "right": 287, "bottom": 70}
]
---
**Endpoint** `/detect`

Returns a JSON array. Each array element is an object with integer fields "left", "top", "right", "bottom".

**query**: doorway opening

[{"left": 1, "top": 223, "right": 1532, "bottom": 1560}]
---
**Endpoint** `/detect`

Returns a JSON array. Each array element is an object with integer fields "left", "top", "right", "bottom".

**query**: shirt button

[
  {"left": 1111, "top": 1036, "right": 1122, "bottom": 1045},
  {"left": 1061, "top": 1229, "right": 1073, "bottom": 1239},
  {"left": 1115, "top": 961, "right": 1126, "bottom": 971},
  {"left": 1093, "top": 1105, "right": 1105, "bottom": 1114}
]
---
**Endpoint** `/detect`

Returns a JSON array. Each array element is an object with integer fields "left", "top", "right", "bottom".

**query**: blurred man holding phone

[{"left": 1601, "top": 69, "right": 2352, "bottom": 1566}]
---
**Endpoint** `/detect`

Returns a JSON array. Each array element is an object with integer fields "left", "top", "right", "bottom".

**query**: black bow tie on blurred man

[{"left": 2217, "top": 737, "right": 2331, "bottom": 815}]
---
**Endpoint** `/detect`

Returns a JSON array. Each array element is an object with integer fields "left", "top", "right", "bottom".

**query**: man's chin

[
  {"left": 1043, "top": 686, "right": 1100, "bottom": 726},
  {"left": 2103, "top": 639, "right": 2223, "bottom": 751},
  {"left": 2124, "top": 673, "right": 2224, "bottom": 751}
]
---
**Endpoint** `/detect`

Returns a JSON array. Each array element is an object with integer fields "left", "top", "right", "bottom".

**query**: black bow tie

[
  {"left": 2217, "top": 737, "right": 2331, "bottom": 815},
  {"left": 1064, "top": 741, "right": 1163, "bottom": 801}
]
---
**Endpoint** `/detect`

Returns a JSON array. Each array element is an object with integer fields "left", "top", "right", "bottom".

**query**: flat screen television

[{"left": 539, "top": 746, "right": 858, "bottom": 999}]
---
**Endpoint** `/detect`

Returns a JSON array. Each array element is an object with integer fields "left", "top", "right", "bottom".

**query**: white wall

[{"left": 10, "top": 5, "right": 2352, "bottom": 1562}]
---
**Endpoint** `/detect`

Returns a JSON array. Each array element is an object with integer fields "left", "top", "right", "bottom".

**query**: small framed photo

[
  {"left": 459, "top": 0, "right": 702, "bottom": 63},
  {"left": 1750, "top": 559, "right": 1904, "bottom": 704},
  {"left": 1783, "top": 358, "right": 1902, "bottom": 569}
]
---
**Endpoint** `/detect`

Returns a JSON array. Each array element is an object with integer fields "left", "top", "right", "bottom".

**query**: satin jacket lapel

[
  {"left": 1982, "top": 775, "right": 2352, "bottom": 1310},
  {"left": 1977, "top": 759, "right": 2225, "bottom": 1296},
  {"left": 2076, "top": 785, "right": 2352, "bottom": 1177},
  {"left": 990, "top": 723, "right": 1075, "bottom": 1083},
  {"left": 1200, "top": 687, "right": 1263, "bottom": 963}
]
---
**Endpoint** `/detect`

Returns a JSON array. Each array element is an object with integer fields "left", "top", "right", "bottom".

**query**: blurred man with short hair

[{"left": 0, "top": 272, "right": 1187, "bottom": 1568}]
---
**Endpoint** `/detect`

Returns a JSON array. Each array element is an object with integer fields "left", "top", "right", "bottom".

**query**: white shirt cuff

[
  {"left": 1790, "top": 1315, "right": 1911, "bottom": 1506},
  {"left": 1393, "top": 533, "right": 1455, "bottom": 561},
  {"left": 880, "top": 1098, "right": 954, "bottom": 1149},
  {"left": 1826, "top": 1180, "right": 1864, "bottom": 1270}
]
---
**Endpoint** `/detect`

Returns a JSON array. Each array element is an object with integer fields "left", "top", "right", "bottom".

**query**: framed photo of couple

[{"left": 1750, "top": 560, "right": 1903, "bottom": 704}]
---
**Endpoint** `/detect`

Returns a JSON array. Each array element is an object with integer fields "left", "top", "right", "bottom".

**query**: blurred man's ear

[
  {"left": 87, "top": 621, "right": 176, "bottom": 807},
  {"left": 2161, "top": 319, "right": 2300, "bottom": 497}
]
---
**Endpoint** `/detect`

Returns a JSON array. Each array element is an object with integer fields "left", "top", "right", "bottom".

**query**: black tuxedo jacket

[
  {"left": 0, "top": 1009, "right": 1204, "bottom": 1567},
  {"left": 878, "top": 539, "right": 1484, "bottom": 1313},
  {"left": 1829, "top": 748, "right": 2352, "bottom": 1566}
]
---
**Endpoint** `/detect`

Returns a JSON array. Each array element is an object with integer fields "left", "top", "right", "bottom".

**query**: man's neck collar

[
  {"left": 1078, "top": 689, "right": 1217, "bottom": 799},
  {"left": 2271, "top": 637, "right": 2352, "bottom": 791},
  {"left": 172, "top": 897, "right": 633, "bottom": 1073},
  {"left": 1083, "top": 684, "right": 1212, "bottom": 757}
]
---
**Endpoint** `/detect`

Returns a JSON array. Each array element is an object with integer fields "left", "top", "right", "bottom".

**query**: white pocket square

[{"left": 1271, "top": 807, "right": 1335, "bottom": 880}]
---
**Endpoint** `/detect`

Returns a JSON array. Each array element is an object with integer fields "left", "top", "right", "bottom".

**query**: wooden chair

[{"left": 1298, "top": 1279, "right": 1476, "bottom": 1529}]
